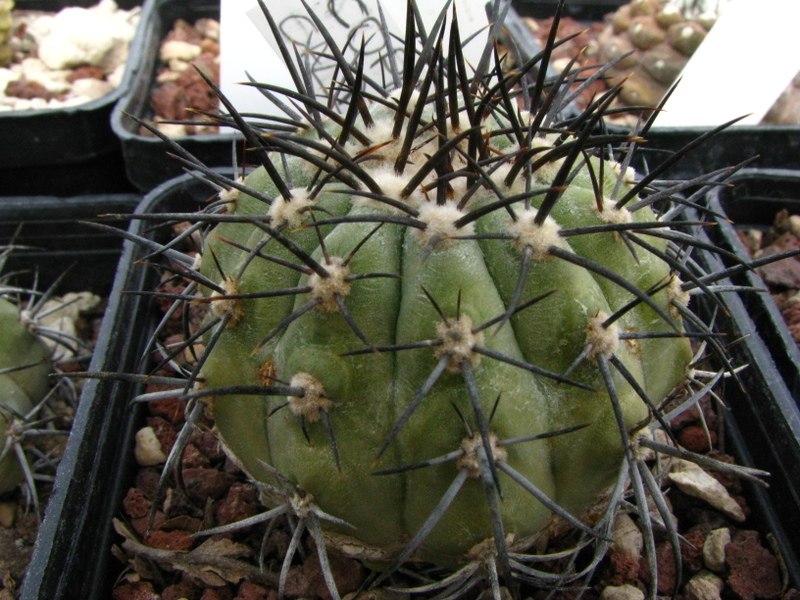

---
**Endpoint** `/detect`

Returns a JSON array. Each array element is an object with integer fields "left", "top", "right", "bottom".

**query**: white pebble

[
  {"left": 134, "top": 426, "right": 167, "bottom": 466},
  {"left": 668, "top": 459, "right": 745, "bottom": 522},
  {"left": 160, "top": 40, "right": 202, "bottom": 63},
  {"left": 703, "top": 527, "right": 731, "bottom": 572},
  {"left": 685, "top": 570, "right": 724, "bottom": 600},
  {"left": 600, "top": 584, "right": 645, "bottom": 600}
]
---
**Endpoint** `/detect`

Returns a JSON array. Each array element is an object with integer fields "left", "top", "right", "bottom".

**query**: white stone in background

[
  {"left": 20, "top": 57, "right": 71, "bottom": 93},
  {"left": 71, "top": 77, "right": 115, "bottom": 101},
  {"left": 703, "top": 527, "right": 731, "bottom": 572},
  {"left": 37, "top": 1, "right": 139, "bottom": 74},
  {"left": 160, "top": 40, "right": 202, "bottom": 63},
  {"left": 668, "top": 459, "right": 746, "bottom": 522},
  {"left": 106, "top": 62, "right": 127, "bottom": 88}
]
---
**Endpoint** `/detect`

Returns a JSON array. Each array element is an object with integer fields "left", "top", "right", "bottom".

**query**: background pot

[
  {"left": 1, "top": 0, "right": 146, "bottom": 196},
  {"left": 111, "top": 0, "right": 240, "bottom": 193}
]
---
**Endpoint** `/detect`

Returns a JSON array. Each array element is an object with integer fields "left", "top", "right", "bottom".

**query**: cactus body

[
  {"left": 182, "top": 6, "right": 696, "bottom": 566},
  {"left": 0, "top": 297, "right": 51, "bottom": 494},
  {"left": 0, "top": 0, "right": 12, "bottom": 68}
]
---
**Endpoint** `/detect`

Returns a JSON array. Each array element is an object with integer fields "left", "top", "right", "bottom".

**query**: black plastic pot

[
  {"left": 111, "top": 0, "right": 241, "bottom": 193},
  {"left": 0, "top": 0, "right": 146, "bottom": 196},
  {"left": 18, "top": 176, "right": 204, "bottom": 600},
  {"left": 680, "top": 201, "right": 800, "bottom": 581},
  {"left": 0, "top": 193, "right": 141, "bottom": 294},
  {"left": 18, "top": 172, "right": 800, "bottom": 598},
  {"left": 701, "top": 169, "right": 800, "bottom": 401}
]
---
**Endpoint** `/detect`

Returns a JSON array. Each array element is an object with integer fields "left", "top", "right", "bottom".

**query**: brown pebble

[
  {"left": 727, "top": 530, "right": 783, "bottom": 600},
  {"left": 144, "top": 528, "right": 195, "bottom": 552},
  {"left": 183, "top": 467, "right": 235, "bottom": 502}
]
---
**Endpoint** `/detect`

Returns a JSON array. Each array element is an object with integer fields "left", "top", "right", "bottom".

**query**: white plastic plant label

[
  {"left": 655, "top": 0, "right": 800, "bottom": 127},
  {"left": 220, "top": 0, "right": 491, "bottom": 119}
]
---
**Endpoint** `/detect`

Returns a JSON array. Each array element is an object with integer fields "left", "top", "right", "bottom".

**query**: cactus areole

[{"left": 178, "top": 0, "right": 702, "bottom": 573}]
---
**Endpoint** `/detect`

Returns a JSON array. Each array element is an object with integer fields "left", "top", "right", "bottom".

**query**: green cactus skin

[
  {"left": 0, "top": 296, "right": 51, "bottom": 494},
  {"left": 0, "top": 0, "right": 12, "bottom": 68},
  {"left": 179, "top": 5, "right": 697, "bottom": 569}
]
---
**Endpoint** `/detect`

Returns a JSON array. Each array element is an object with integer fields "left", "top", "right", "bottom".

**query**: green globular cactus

[
  {"left": 127, "top": 1, "right": 769, "bottom": 596},
  {"left": 0, "top": 296, "right": 51, "bottom": 495},
  {"left": 0, "top": 0, "right": 12, "bottom": 68}
]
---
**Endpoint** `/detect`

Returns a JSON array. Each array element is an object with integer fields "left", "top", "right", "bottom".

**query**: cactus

[
  {"left": 0, "top": 298, "right": 51, "bottom": 497},
  {"left": 595, "top": 0, "right": 730, "bottom": 107},
  {"left": 121, "top": 1, "right": 776, "bottom": 597},
  {"left": 0, "top": 0, "right": 12, "bottom": 68}
]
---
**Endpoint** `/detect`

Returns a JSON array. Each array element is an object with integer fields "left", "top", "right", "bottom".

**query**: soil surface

[{"left": 107, "top": 226, "right": 799, "bottom": 600}]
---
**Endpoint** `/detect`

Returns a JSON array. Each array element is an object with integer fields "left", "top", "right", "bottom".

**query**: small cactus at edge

[
  {"left": 0, "top": 0, "right": 13, "bottom": 68},
  {"left": 0, "top": 296, "right": 51, "bottom": 494},
  {"left": 125, "top": 1, "right": 774, "bottom": 596}
]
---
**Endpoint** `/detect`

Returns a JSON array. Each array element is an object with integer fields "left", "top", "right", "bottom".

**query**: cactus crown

[{"left": 115, "top": 1, "right": 774, "bottom": 598}]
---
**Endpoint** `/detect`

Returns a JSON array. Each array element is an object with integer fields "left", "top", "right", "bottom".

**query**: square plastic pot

[
  {"left": 111, "top": 0, "right": 241, "bottom": 193},
  {"left": 17, "top": 177, "right": 204, "bottom": 600},
  {"left": 0, "top": 0, "right": 146, "bottom": 196},
  {"left": 0, "top": 193, "right": 141, "bottom": 600},
  {"left": 18, "top": 172, "right": 800, "bottom": 598},
  {"left": 701, "top": 169, "right": 800, "bottom": 401}
]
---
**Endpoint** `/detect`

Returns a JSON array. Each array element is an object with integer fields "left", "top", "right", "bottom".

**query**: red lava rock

[
  {"left": 234, "top": 581, "right": 271, "bottom": 600},
  {"left": 200, "top": 586, "right": 234, "bottom": 600},
  {"left": 757, "top": 233, "right": 800, "bottom": 288},
  {"left": 640, "top": 541, "right": 678, "bottom": 596},
  {"left": 605, "top": 551, "right": 640, "bottom": 585},
  {"left": 5, "top": 78, "right": 59, "bottom": 100},
  {"left": 165, "top": 18, "right": 204, "bottom": 44},
  {"left": 303, "top": 550, "right": 366, "bottom": 600},
  {"left": 131, "top": 511, "right": 167, "bottom": 539},
  {"left": 182, "top": 442, "right": 212, "bottom": 469},
  {"left": 193, "top": 429, "right": 226, "bottom": 462},
  {"left": 183, "top": 467, "right": 235, "bottom": 502},
  {"left": 123, "top": 487, "right": 152, "bottom": 519},
  {"left": 68, "top": 65, "right": 106, "bottom": 82},
  {"left": 135, "top": 467, "right": 163, "bottom": 499},
  {"left": 727, "top": 530, "right": 783, "bottom": 600},
  {"left": 147, "top": 416, "right": 179, "bottom": 454},
  {"left": 215, "top": 482, "right": 261, "bottom": 527},
  {"left": 677, "top": 425, "right": 717, "bottom": 453},
  {"left": 112, "top": 581, "right": 160, "bottom": 600},
  {"left": 682, "top": 529, "right": 707, "bottom": 573},
  {"left": 145, "top": 528, "right": 195, "bottom": 552},
  {"left": 148, "top": 396, "right": 187, "bottom": 424},
  {"left": 163, "top": 580, "right": 200, "bottom": 600}
]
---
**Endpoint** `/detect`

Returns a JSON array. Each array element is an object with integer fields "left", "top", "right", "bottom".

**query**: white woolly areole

[
  {"left": 457, "top": 433, "right": 507, "bottom": 478},
  {"left": 610, "top": 161, "right": 638, "bottom": 186},
  {"left": 507, "top": 208, "right": 563, "bottom": 261},
  {"left": 268, "top": 188, "right": 315, "bottom": 229},
  {"left": 361, "top": 166, "right": 424, "bottom": 213},
  {"left": 585, "top": 312, "right": 620, "bottom": 360},
  {"left": 531, "top": 134, "right": 565, "bottom": 183},
  {"left": 435, "top": 315, "right": 483, "bottom": 372},
  {"left": 210, "top": 277, "right": 243, "bottom": 327},
  {"left": 288, "top": 372, "right": 332, "bottom": 423},
  {"left": 218, "top": 179, "right": 242, "bottom": 211},
  {"left": 596, "top": 198, "right": 632, "bottom": 226},
  {"left": 666, "top": 274, "right": 690, "bottom": 320},
  {"left": 308, "top": 256, "right": 350, "bottom": 313},
  {"left": 414, "top": 201, "right": 474, "bottom": 249}
]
